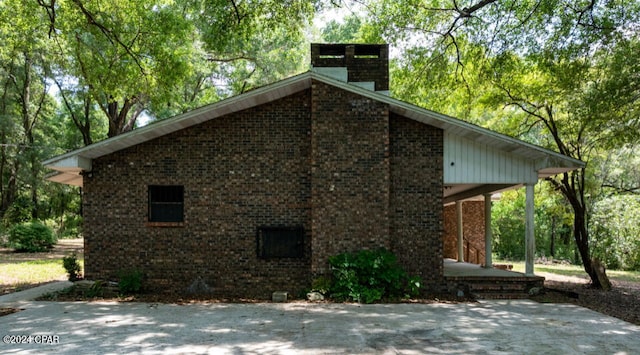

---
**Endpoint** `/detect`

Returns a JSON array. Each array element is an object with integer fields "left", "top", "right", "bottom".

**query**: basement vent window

[
  {"left": 257, "top": 227, "right": 304, "bottom": 259},
  {"left": 148, "top": 185, "right": 184, "bottom": 222}
]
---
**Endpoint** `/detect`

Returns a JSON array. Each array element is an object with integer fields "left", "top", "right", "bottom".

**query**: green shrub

[
  {"left": 328, "top": 248, "right": 421, "bottom": 303},
  {"left": 86, "top": 280, "right": 105, "bottom": 298},
  {"left": 8, "top": 220, "right": 57, "bottom": 252},
  {"left": 118, "top": 269, "right": 143, "bottom": 295},
  {"left": 62, "top": 253, "right": 82, "bottom": 281},
  {"left": 311, "top": 276, "right": 333, "bottom": 295}
]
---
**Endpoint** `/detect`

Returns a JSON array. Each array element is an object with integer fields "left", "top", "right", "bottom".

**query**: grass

[
  {"left": 0, "top": 258, "right": 85, "bottom": 292},
  {"left": 498, "top": 260, "right": 640, "bottom": 283}
]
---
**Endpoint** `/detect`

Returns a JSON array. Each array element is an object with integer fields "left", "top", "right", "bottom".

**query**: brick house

[{"left": 44, "top": 44, "right": 583, "bottom": 298}]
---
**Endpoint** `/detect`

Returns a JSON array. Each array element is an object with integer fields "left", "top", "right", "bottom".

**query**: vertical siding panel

[
  {"left": 501, "top": 151, "right": 508, "bottom": 183},
  {"left": 444, "top": 134, "right": 539, "bottom": 185},
  {"left": 449, "top": 133, "right": 455, "bottom": 182},
  {"left": 480, "top": 143, "right": 485, "bottom": 183},
  {"left": 476, "top": 141, "right": 482, "bottom": 182},
  {"left": 442, "top": 134, "right": 454, "bottom": 183},
  {"left": 457, "top": 135, "right": 463, "bottom": 182},
  {"left": 470, "top": 140, "right": 477, "bottom": 182},
  {"left": 453, "top": 137, "right": 462, "bottom": 181},
  {"left": 482, "top": 143, "right": 489, "bottom": 183}
]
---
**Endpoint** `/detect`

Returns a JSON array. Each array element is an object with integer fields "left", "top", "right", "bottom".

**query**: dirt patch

[
  {"left": 38, "top": 281, "right": 475, "bottom": 305},
  {"left": 530, "top": 272, "right": 640, "bottom": 325}
]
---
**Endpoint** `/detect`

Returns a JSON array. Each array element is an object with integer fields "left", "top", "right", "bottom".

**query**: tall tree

[
  {"left": 0, "top": 0, "right": 56, "bottom": 219},
  {"left": 42, "top": 0, "right": 201, "bottom": 137}
]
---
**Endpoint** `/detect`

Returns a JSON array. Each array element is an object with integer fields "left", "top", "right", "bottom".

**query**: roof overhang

[
  {"left": 43, "top": 71, "right": 584, "bottom": 187},
  {"left": 45, "top": 171, "right": 83, "bottom": 187}
]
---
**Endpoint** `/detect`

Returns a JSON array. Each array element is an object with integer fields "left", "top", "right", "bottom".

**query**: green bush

[
  {"left": 118, "top": 269, "right": 143, "bottom": 295},
  {"left": 8, "top": 220, "right": 57, "bottom": 252},
  {"left": 311, "top": 276, "right": 333, "bottom": 295},
  {"left": 327, "top": 248, "right": 421, "bottom": 303},
  {"left": 63, "top": 253, "right": 82, "bottom": 281},
  {"left": 86, "top": 280, "right": 105, "bottom": 298}
]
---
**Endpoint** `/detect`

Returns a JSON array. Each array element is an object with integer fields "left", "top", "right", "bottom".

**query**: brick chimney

[{"left": 311, "top": 43, "right": 389, "bottom": 94}]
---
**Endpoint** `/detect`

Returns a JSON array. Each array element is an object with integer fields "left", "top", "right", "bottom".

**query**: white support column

[
  {"left": 525, "top": 183, "right": 536, "bottom": 276},
  {"left": 484, "top": 193, "right": 493, "bottom": 269},
  {"left": 456, "top": 200, "right": 464, "bottom": 262}
]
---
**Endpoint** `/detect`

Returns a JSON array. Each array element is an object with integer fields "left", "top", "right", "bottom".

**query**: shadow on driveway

[{"left": 1, "top": 300, "right": 639, "bottom": 354}]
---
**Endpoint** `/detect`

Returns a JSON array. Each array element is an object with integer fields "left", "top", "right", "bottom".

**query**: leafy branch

[
  {"left": 36, "top": 0, "right": 56, "bottom": 38},
  {"left": 70, "top": 0, "right": 147, "bottom": 75}
]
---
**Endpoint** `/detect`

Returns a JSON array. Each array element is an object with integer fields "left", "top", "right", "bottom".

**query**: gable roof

[{"left": 43, "top": 71, "right": 584, "bottom": 187}]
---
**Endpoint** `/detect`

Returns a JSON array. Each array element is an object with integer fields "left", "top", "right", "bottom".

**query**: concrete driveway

[{"left": 1, "top": 284, "right": 639, "bottom": 354}]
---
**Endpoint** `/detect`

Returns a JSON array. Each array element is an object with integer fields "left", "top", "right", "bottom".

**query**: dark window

[
  {"left": 257, "top": 227, "right": 304, "bottom": 259},
  {"left": 148, "top": 185, "right": 184, "bottom": 222}
]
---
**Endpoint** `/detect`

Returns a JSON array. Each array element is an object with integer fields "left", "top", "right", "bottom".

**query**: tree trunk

[
  {"left": 0, "top": 161, "right": 19, "bottom": 218},
  {"left": 105, "top": 96, "right": 138, "bottom": 137},
  {"left": 573, "top": 208, "right": 598, "bottom": 285},
  {"left": 550, "top": 216, "right": 556, "bottom": 257},
  {"left": 553, "top": 170, "right": 608, "bottom": 289}
]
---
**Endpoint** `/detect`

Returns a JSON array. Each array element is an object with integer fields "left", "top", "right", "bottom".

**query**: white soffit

[{"left": 45, "top": 171, "right": 83, "bottom": 187}]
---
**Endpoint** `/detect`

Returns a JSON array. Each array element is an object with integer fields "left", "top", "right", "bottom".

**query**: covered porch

[
  {"left": 443, "top": 259, "right": 545, "bottom": 299},
  {"left": 441, "top": 131, "right": 584, "bottom": 277}
]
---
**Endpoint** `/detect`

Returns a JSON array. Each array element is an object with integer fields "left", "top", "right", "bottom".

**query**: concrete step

[
  {"left": 467, "top": 279, "right": 543, "bottom": 299},
  {"left": 445, "top": 276, "right": 544, "bottom": 300}
]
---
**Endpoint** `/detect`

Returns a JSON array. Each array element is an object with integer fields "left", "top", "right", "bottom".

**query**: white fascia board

[{"left": 45, "top": 155, "right": 92, "bottom": 172}]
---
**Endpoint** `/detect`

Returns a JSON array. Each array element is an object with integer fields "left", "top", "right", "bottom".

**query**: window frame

[{"left": 147, "top": 185, "right": 184, "bottom": 224}]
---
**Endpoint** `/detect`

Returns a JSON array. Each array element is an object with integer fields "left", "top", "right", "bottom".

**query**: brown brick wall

[
  {"left": 310, "top": 80, "right": 390, "bottom": 275},
  {"left": 83, "top": 83, "right": 445, "bottom": 297},
  {"left": 389, "top": 113, "right": 444, "bottom": 286},
  {"left": 83, "top": 90, "right": 313, "bottom": 298},
  {"left": 443, "top": 201, "right": 486, "bottom": 265}
]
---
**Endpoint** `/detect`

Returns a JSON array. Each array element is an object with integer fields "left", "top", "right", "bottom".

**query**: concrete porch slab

[{"left": 444, "top": 258, "right": 531, "bottom": 278}]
